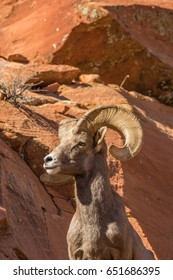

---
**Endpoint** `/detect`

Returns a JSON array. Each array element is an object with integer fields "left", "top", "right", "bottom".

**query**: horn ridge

[{"left": 76, "top": 105, "right": 143, "bottom": 160}]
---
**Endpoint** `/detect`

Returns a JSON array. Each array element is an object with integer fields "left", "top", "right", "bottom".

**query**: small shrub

[{"left": 0, "top": 71, "right": 43, "bottom": 107}]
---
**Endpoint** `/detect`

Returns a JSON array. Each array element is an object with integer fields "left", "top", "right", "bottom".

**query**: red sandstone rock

[
  {"left": 117, "top": 89, "right": 173, "bottom": 260},
  {"left": 8, "top": 54, "right": 29, "bottom": 64},
  {"left": 103, "top": 3, "right": 173, "bottom": 68},
  {"left": 79, "top": 74, "right": 102, "bottom": 84},
  {"left": 26, "top": 64, "right": 81, "bottom": 86},
  {"left": 58, "top": 83, "right": 128, "bottom": 109},
  {"left": 0, "top": 57, "right": 25, "bottom": 80},
  {"left": 0, "top": 92, "right": 4, "bottom": 100},
  {"left": 51, "top": 1, "right": 173, "bottom": 104},
  {"left": 0, "top": 207, "right": 7, "bottom": 229},
  {"left": 0, "top": 138, "right": 72, "bottom": 259},
  {"left": 0, "top": 0, "right": 81, "bottom": 60},
  {"left": 43, "top": 82, "right": 60, "bottom": 93},
  {"left": 0, "top": 1, "right": 173, "bottom": 103}
]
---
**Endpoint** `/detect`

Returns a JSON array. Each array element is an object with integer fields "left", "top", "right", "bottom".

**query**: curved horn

[{"left": 74, "top": 105, "right": 143, "bottom": 160}]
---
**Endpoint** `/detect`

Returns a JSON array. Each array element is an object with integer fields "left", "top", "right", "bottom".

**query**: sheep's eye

[
  {"left": 71, "top": 141, "right": 86, "bottom": 151},
  {"left": 78, "top": 141, "right": 86, "bottom": 146}
]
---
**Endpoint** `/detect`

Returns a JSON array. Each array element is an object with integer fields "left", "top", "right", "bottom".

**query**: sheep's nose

[{"left": 44, "top": 155, "right": 53, "bottom": 163}]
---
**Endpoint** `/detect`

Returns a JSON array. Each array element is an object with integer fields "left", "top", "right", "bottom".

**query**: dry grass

[{"left": 0, "top": 71, "right": 44, "bottom": 107}]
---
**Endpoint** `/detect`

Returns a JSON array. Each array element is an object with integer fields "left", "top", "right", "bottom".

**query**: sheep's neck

[{"left": 75, "top": 152, "right": 114, "bottom": 225}]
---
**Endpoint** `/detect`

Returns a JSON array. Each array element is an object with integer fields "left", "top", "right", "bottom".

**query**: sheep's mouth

[
  {"left": 44, "top": 165, "right": 59, "bottom": 170},
  {"left": 43, "top": 162, "right": 62, "bottom": 170},
  {"left": 43, "top": 164, "right": 62, "bottom": 175}
]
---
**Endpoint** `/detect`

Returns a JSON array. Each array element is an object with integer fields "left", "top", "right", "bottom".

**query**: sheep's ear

[{"left": 94, "top": 126, "right": 107, "bottom": 152}]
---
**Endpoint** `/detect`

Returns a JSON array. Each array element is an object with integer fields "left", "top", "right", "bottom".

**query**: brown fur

[{"left": 44, "top": 120, "right": 154, "bottom": 260}]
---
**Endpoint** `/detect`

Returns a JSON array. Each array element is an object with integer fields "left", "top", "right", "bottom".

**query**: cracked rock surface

[{"left": 0, "top": 139, "right": 72, "bottom": 259}]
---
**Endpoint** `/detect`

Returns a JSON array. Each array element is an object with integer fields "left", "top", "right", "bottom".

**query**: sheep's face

[{"left": 43, "top": 120, "right": 96, "bottom": 176}]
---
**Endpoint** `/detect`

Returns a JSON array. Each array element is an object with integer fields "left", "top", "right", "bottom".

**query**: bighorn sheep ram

[{"left": 43, "top": 105, "right": 154, "bottom": 260}]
